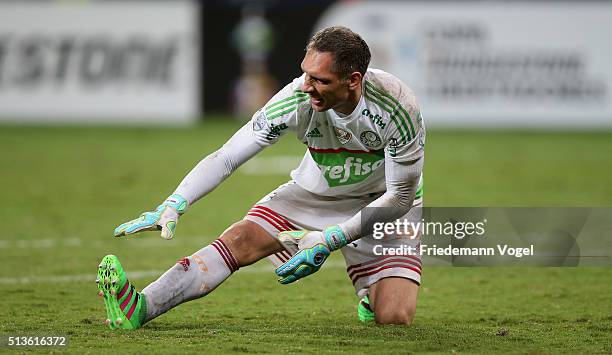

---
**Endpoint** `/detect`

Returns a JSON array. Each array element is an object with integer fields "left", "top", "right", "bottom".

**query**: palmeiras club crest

[
  {"left": 333, "top": 126, "right": 352, "bottom": 144},
  {"left": 360, "top": 130, "right": 382, "bottom": 148}
]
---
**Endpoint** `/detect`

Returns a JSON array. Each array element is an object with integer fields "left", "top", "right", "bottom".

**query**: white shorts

[{"left": 243, "top": 180, "right": 422, "bottom": 297}]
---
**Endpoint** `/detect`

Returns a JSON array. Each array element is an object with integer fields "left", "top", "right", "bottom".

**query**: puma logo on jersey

[
  {"left": 388, "top": 138, "right": 399, "bottom": 157},
  {"left": 362, "top": 109, "right": 386, "bottom": 129},
  {"left": 306, "top": 127, "right": 323, "bottom": 138},
  {"left": 265, "top": 123, "right": 288, "bottom": 140}
]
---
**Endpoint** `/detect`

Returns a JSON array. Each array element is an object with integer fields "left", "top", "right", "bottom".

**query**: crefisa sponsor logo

[
  {"left": 361, "top": 108, "right": 386, "bottom": 129},
  {"left": 319, "top": 156, "right": 385, "bottom": 185}
]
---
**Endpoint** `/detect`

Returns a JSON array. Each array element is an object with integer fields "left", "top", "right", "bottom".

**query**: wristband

[{"left": 323, "top": 225, "right": 348, "bottom": 251}]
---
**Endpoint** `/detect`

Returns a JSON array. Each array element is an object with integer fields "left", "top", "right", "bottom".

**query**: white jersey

[{"left": 250, "top": 68, "right": 425, "bottom": 197}]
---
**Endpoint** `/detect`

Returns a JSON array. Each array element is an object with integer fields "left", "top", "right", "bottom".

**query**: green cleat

[
  {"left": 358, "top": 295, "right": 375, "bottom": 323},
  {"left": 96, "top": 255, "right": 147, "bottom": 330}
]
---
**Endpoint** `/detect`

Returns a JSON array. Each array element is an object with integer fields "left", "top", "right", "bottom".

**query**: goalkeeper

[{"left": 98, "top": 26, "right": 425, "bottom": 329}]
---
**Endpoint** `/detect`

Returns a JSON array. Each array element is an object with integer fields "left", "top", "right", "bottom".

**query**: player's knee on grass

[
  {"left": 219, "top": 220, "right": 284, "bottom": 267},
  {"left": 370, "top": 277, "right": 418, "bottom": 326},
  {"left": 374, "top": 302, "right": 416, "bottom": 325}
]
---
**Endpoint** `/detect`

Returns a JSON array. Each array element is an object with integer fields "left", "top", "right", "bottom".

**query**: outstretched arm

[
  {"left": 113, "top": 123, "right": 266, "bottom": 239},
  {"left": 114, "top": 75, "right": 310, "bottom": 240},
  {"left": 173, "top": 124, "right": 265, "bottom": 205}
]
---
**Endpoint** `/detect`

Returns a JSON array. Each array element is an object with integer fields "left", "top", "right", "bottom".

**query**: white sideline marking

[
  {"left": 0, "top": 271, "right": 160, "bottom": 285},
  {"left": 241, "top": 155, "right": 302, "bottom": 175},
  {"left": 0, "top": 261, "right": 348, "bottom": 285},
  {"left": 0, "top": 236, "right": 214, "bottom": 249}
]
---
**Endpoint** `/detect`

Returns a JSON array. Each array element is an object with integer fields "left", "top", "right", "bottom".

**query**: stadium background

[{"left": 1, "top": 0, "right": 611, "bottom": 353}]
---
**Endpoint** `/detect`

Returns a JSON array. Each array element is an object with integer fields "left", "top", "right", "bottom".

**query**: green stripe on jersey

[
  {"left": 365, "top": 81, "right": 416, "bottom": 139},
  {"left": 365, "top": 82, "right": 413, "bottom": 140},
  {"left": 266, "top": 96, "right": 308, "bottom": 116},
  {"left": 265, "top": 91, "right": 309, "bottom": 120},
  {"left": 266, "top": 91, "right": 308, "bottom": 111},
  {"left": 266, "top": 96, "right": 309, "bottom": 120},
  {"left": 364, "top": 88, "right": 410, "bottom": 143}
]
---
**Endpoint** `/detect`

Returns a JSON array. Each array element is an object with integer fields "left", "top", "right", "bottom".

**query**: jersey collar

[{"left": 330, "top": 94, "right": 366, "bottom": 121}]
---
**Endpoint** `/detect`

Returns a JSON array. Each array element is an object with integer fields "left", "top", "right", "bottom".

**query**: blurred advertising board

[
  {"left": 316, "top": 1, "right": 612, "bottom": 128},
  {"left": 0, "top": 1, "right": 199, "bottom": 124}
]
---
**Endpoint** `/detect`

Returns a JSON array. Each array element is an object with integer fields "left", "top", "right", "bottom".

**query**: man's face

[{"left": 300, "top": 49, "right": 351, "bottom": 112}]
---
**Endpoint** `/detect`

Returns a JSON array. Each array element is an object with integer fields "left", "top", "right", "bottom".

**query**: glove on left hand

[{"left": 275, "top": 225, "right": 347, "bottom": 284}]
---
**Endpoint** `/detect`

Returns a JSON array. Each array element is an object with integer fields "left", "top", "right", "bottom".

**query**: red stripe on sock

[
  {"left": 215, "top": 239, "right": 239, "bottom": 271},
  {"left": 211, "top": 241, "right": 234, "bottom": 272},
  {"left": 213, "top": 240, "right": 237, "bottom": 271}
]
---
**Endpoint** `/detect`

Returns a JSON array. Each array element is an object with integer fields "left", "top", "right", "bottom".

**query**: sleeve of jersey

[
  {"left": 338, "top": 148, "right": 424, "bottom": 242},
  {"left": 172, "top": 121, "right": 265, "bottom": 205},
  {"left": 251, "top": 77, "right": 307, "bottom": 146},
  {"left": 172, "top": 78, "right": 306, "bottom": 205},
  {"left": 383, "top": 96, "right": 425, "bottom": 163}
]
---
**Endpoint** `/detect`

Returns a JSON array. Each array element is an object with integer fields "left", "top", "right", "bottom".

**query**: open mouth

[{"left": 310, "top": 96, "right": 324, "bottom": 106}]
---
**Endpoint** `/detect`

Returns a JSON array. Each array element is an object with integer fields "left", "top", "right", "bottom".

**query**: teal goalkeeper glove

[
  {"left": 275, "top": 225, "right": 348, "bottom": 284},
  {"left": 114, "top": 194, "right": 188, "bottom": 240}
]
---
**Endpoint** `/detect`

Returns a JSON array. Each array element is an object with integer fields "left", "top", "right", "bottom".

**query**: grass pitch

[{"left": 1, "top": 118, "right": 611, "bottom": 353}]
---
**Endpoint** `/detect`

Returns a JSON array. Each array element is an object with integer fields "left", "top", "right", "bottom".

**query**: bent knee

[
  {"left": 219, "top": 220, "right": 282, "bottom": 266},
  {"left": 374, "top": 306, "right": 416, "bottom": 326},
  {"left": 220, "top": 220, "right": 261, "bottom": 246}
]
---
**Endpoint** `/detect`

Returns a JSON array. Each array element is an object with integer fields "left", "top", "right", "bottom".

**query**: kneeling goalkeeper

[{"left": 98, "top": 26, "right": 425, "bottom": 329}]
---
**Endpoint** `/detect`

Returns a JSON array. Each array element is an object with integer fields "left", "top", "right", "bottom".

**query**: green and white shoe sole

[{"left": 96, "top": 254, "right": 145, "bottom": 330}]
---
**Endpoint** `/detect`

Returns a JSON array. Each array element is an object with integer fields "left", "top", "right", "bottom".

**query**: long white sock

[{"left": 141, "top": 239, "right": 239, "bottom": 322}]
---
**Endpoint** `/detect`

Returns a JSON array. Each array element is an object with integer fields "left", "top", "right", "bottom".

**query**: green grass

[{"left": 0, "top": 118, "right": 611, "bottom": 353}]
